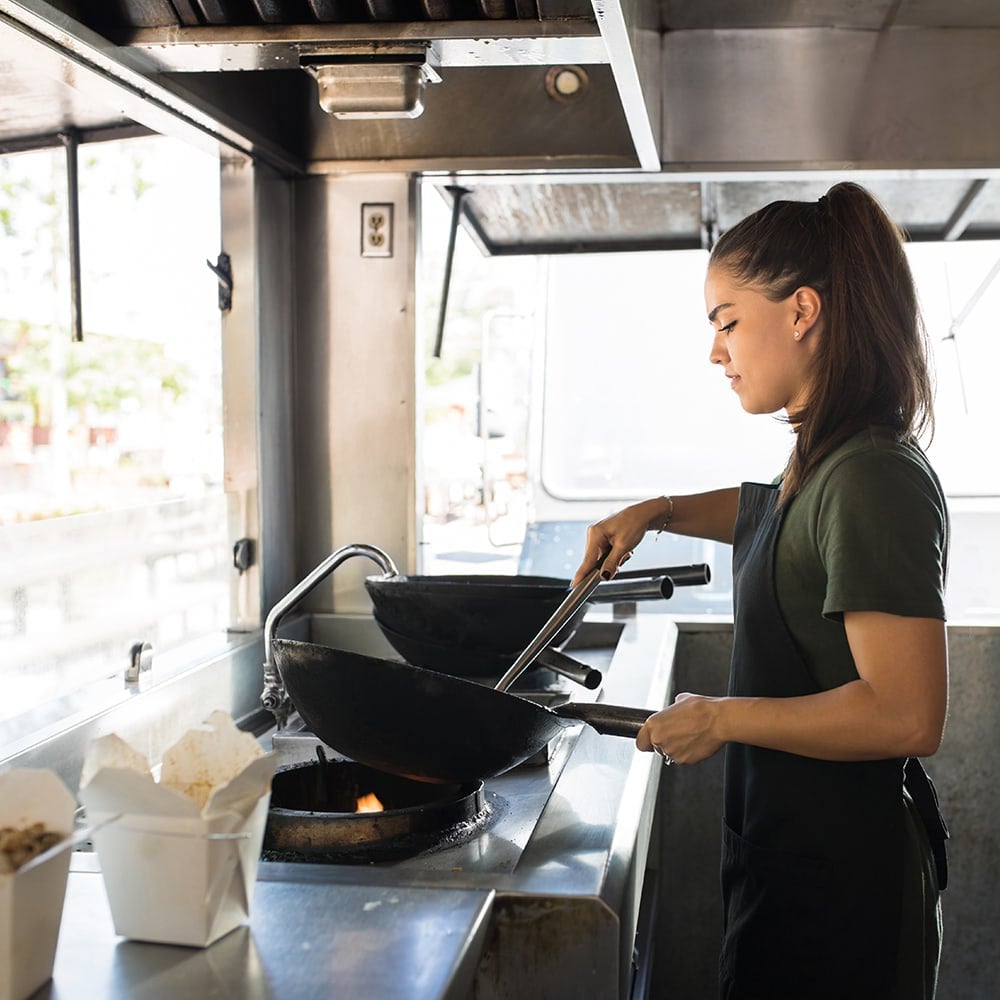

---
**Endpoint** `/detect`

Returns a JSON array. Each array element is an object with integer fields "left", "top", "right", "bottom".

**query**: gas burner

[{"left": 263, "top": 753, "right": 490, "bottom": 864}]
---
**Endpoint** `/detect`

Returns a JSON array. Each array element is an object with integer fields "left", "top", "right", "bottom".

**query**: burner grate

[{"left": 263, "top": 757, "right": 490, "bottom": 864}]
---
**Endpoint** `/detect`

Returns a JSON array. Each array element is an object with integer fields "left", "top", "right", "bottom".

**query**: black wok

[
  {"left": 365, "top": 564, "right": 709, "bottom": 674},
  {"left": 272, "top": 638, "right": 655, "bottom": 783}
]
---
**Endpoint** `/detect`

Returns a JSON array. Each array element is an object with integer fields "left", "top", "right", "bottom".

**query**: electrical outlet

[{"left": 361, "top": 203, "right": 393, "bottom": 258}]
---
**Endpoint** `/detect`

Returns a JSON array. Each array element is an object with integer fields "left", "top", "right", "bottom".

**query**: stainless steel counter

[
  {"left": 47, "top": 608, "right": 680, "bottom": 1000},
  {"left": 49, "top": 869, "right": 493, "bottom": 1000}
]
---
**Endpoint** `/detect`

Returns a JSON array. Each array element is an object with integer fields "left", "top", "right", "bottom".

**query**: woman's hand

[
  {"left": 570, "top": 489, "right": 741, "bottom": 586},
  {"left": 636, "top": 692, "right": 726, "bottom": 765},
  {"left": 570, "top": 498, "right": 669, "bottom": 586}
]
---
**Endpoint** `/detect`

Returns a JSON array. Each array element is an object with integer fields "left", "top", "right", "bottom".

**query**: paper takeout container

[
  {"left": 0, "top": 769, "right": 76, "bottom": 1000},
  {"left": 78, "top": 712, "right": 277, "bottom": 948}
]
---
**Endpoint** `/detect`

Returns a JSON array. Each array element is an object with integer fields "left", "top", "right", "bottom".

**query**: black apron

[{"left": 720, "top": 482, "right": 948, "bottom": 1000}]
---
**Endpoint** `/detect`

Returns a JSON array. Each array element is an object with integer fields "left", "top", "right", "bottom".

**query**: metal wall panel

[
  {"left": 660, "top": 27, "right": 1000, "bottom": 169},
  {"left": 220, "top": 153, "right": 265, "bottom": 629},
  {"left": 292, "top": 173, "right": 419, "bottom": 613},
  {"left": 254, "top": 164, "right": 300, "bottom": 615}
]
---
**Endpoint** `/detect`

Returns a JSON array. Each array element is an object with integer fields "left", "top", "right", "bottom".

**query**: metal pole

[
  {"left": 59, "top": 129, "right": 83, "bottom": 343},
  {"left": 432, "top": 185, "right": 470, "bottom": 359}
]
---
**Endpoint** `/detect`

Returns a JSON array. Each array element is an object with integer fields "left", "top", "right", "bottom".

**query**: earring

[{"left": 794, "top": 329, "right": 801, "bottom": 340}]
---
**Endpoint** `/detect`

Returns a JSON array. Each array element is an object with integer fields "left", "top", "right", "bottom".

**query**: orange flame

[{"left": 355, "top": 792, "right": 384, "bottom": 814}]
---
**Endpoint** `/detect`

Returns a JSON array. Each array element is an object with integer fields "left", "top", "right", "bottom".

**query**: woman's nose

[{"left": 709, "top": 330, "right": 728, "bottom": 366}]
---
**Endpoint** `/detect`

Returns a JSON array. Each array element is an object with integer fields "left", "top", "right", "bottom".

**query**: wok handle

[
  {"left": 536, "top": 648, "right": 603, "bottom": 690},
  {"left": 590, "top": 576, "right": 674, "bottom": 603},
  {"left": 614, "top": 563, "right": 712, "bottom": 586},
  {"left": 551, "top": 702, "right": 656, "bottom": 738}
]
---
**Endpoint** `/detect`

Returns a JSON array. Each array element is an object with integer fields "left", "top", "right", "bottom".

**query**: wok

[
  {"left": 365, "top": 563, "right": 710, "bottom": 673},
  {"left": 272, "top": 638, "right": 655, "bottom": 783}
]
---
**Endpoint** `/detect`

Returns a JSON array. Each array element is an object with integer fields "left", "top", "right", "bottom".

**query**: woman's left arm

[{"left": 638, "top": 611, "right": 948, "bottom": 763}]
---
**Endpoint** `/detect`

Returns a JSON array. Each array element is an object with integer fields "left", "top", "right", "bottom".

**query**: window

[{"left": 1, "top": 135, "right": 228, "bottom": 745}]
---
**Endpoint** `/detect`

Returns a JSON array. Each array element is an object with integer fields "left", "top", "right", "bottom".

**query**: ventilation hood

[{"left": 2, "top": 0, "right": 1000, "bottom": 249}]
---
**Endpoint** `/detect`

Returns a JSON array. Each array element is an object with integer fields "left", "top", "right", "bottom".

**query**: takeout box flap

[
  {"left": 204, "top": 754, "right": 277, "bottom": 818},
  {"left": 0, "top": 769, "right": 75, "bottom": 832},
  {"left": 79, "top": 733, "right": 152, "bottom": 788},
  {"left": 79, "top": 767, "right": 202, "bottom": 819}
]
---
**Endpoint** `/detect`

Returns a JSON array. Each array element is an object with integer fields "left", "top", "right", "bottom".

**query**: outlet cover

[{"left": 361, "top": 203, "right": 394, "bottom": 258}]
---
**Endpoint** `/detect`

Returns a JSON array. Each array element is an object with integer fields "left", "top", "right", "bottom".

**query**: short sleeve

[{"left": 816, "top": 448, "right": 947, "bottom": 621}]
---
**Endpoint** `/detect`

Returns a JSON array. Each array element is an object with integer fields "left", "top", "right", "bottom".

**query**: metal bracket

[
  {"left": 125, "top": 641, "right": 153, "bottom": 690},
  {"left": 207, "top": 252, "right": 233, "bottom": 312},
  {"left": 233, "top": 537, "right": 255, "bottom": 574}
]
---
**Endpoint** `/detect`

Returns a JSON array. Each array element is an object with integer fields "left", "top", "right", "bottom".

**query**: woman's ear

[{"left": 792, "top": 286, "right": 823, "bottom": 338}]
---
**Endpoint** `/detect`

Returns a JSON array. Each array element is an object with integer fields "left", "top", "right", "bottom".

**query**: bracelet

[{"left": 655, "top": 495, "right": 674, "bottom": 538}]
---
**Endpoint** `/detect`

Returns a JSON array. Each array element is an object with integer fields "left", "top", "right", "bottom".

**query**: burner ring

[{"left": 263, "top": 758, "right": 489, "bottom": 863}]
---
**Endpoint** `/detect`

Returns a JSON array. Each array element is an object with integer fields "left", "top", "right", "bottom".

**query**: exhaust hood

[{"left": 0, "top": 0, "right": 654, "bottom": 170}]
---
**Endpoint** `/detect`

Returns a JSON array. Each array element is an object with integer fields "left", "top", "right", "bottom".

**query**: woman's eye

[{"left": 721, "top": 321, "right": 736, "bottom": 335}]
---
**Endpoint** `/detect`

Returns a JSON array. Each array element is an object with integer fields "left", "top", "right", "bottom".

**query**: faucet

[{"left": 260, "top": 542, "right": 399, "bottom": 729}]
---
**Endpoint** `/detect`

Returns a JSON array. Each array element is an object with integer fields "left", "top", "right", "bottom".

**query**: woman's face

[{"left": 703, "top": 265, "right": 816, "bottom": 417}]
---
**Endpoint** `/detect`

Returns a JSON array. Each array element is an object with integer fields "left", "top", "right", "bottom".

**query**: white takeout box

[
  {"left": 0, "top": 769, "right": 76, "bottom": 1000},
  {"left": 78, "top": 717, "right": 277, "bottom": 948}
]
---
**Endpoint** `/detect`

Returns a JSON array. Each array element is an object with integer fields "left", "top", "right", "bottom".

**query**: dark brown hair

[{"left": 709, "top": 181, "right": 934, "bottom": 501}]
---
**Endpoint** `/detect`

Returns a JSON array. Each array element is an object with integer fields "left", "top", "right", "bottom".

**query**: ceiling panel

[
  {"left": 0, "top": 22, "right": 133, "bottom": 151},
  {"left": 448, "top": 174, "right": 1000, "bottom": 255},
  {"left": 457, "top": 180, "right": 703, "bottom": 252},
  {"left": 715, "top": 178, "right": 990, "bottom": 237}
]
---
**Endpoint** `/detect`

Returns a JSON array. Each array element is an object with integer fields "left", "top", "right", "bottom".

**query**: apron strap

[{"left": 904, "top": 757, "right": 949, "bottom": 891}]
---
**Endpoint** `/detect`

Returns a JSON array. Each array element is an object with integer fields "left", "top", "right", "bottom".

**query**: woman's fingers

[
  {"left": 636, "top": 695, "right": 725, "bottom": 765},
  {"left": 571, "top": 526, "right": 614, "bottom": 585}
]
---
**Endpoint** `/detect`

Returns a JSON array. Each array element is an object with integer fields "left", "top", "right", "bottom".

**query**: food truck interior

[{"left": 1, "top": 1, "right": 999, "bottom": 997}]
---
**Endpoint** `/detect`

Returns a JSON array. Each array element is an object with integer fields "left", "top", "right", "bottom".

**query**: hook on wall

[{"left": 207, "top": 252, "right": 233, "bottom": 312}]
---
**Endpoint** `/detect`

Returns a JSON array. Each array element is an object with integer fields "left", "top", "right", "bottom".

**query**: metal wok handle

[
  {"left": 536, "top": 648, "right": 603, "bottom": 690},
  {"left": 590, "top": 576, "right": 674, "bottom": 602},
  {"left": 494, "top": 566, "right": 604, "bottom": 693},
  {"left": 614, "top": 563, "right": 711, "bottom": 586},
  {"left": 261, "top": 542, "right": 399, "bottom": 727},
  {"left": 551, "top": 702, "right": 656, "bottom": 738}
]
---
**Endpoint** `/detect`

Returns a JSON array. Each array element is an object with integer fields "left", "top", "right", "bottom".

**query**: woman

[{"left": 572, "top": 183, "right": 949, "bottom": 999}]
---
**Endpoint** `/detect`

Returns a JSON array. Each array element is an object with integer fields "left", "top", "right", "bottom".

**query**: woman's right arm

[{"left": 571, "top": 488, "right": 740, "bottom": 585}]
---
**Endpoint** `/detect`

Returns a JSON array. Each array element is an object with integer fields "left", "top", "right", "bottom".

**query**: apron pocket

[{"left": 720, "top": 820, "right": 838, "bottom": 998}]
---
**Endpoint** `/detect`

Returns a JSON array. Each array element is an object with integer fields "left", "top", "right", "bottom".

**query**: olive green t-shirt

[{"left": 776, "top": 427, "right": 948, "bottom": 692}]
